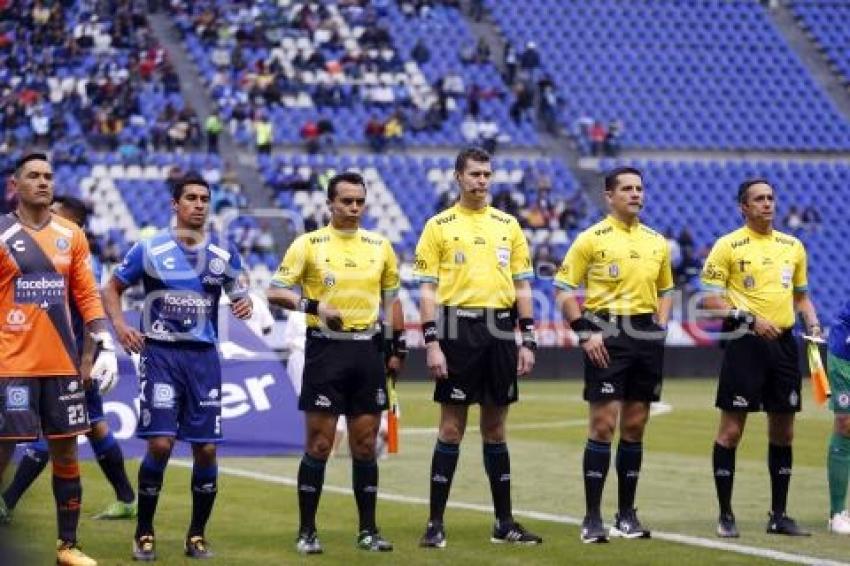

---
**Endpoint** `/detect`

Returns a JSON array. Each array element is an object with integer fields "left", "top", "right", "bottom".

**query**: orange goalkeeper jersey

[{"left": 0, "top": 212, "right": 104, "bottom": 377}]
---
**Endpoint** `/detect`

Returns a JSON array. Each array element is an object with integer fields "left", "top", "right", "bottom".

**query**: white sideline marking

[
  {"left": 170, "top": 458, "right": 847, "bottom": 566},
  {"left": 401, "top": 401, "right": 674, "bottom": 435}
]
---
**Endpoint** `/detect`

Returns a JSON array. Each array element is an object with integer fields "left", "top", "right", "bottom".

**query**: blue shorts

[
  {"left": 137, "top": 341, "right": 223, "bottom": 444},
  {"left": 86, "top": 388, "right": 104, "bottom": 424}
]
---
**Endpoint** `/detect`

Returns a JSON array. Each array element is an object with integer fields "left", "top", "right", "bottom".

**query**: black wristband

[
  {"left": 299, "top": 298, "right": 320, "bottom": 316},
  {"left": 422, "top": 321, "right": 438, "bottom": 344},
  {"left": 393, "top": 330, "right": 408, "bottom": 358},
  {"left": 519, "top": 317, "right": 535, "bottom": 333},
  {"left": 729, "top": 308, "right": 755, "bottom": 329},
  {"left": 569, "top": 317, "right": 594, "bottom": 333}
]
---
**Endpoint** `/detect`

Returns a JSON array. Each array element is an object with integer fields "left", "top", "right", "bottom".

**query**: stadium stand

[
  {"left": 0, "top": 1, "right": 202, "bottom": 155},
  {"left": 169, "top": 0, "right": 537, "bottom": 148},
  {"left": 789, "top": 0, "right": 850, "bottom": 86},
  {"left": 485, "top": 0, "right": 850, "bottom": 151}
]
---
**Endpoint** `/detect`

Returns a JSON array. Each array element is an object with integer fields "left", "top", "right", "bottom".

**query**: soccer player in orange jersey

[{"left": 0, "top": 153, "right": 118, "bottom": 566}]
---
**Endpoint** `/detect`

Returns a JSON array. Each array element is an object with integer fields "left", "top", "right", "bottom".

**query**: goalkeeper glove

[{"left": 90, "top": 331, "right": 119, "bottom": 394}]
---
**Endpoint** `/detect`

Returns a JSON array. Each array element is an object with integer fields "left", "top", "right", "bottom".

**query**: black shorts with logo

[
  {"left": 583, "top": 313, "right": 665, "bottom": 403},
  {"left": 0, "top": 376, "right": 90, "bottom": 440},
  {"left": 435, "top": 307, "right": 519, "bottom": 407},
  {"left": 716, "top": 329, "right": 801, "bottom": 413},
  {"left": 299, "top": 328, "right": 388, "bottom": 416}
]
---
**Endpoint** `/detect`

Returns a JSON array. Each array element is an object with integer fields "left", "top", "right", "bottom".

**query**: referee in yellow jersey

[
  {"left": 267, "top": 172, "right": 406, "bottom": 554},
  {"left": 554, "top": 166, "right": 673, "bottom": 544},
  {"left": 701, "top": 179, "right": 821, "bottom": 539},
  {"left": 414, "top": 148, "right": 542, "bottom": 548}
]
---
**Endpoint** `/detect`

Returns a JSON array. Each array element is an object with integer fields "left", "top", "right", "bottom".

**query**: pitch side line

[{"left": 170, "top": 459, "right": 847, "bottom": 566}]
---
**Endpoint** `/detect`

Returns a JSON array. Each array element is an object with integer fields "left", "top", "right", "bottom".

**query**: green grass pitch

[{"left": 4, "top": 378, "right": 847, "bottom": 565}]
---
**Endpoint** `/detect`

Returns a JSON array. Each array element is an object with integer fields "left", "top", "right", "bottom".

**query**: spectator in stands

[
  {"left": 589, "top": 121, "right": 607, "bottom": 156},
  {"left": 503, "top": 41, "right": 518, "bottom": 85},
  {"left": 254, "top": 112, "right": 273, "bottom": 154},
  {"left": 666, "top": 230, "right": 683, "bottom": 279},
  {"left": 478, "top": 117, "right": 500, "bottom": 154},
  {"left": 205, "top": 108, "right": 223, "bottom": 154},
  {"left": 30, "top": 106, "right": 50, "bottom": 146},
  {"left": 533, "top": 243, "right": 558, "bottom": 278},
  {"left": 475, "top": 38, "right": 491, "bottom": 64},
  {"left": 317, "top": 118, "right": 336, "bottom": 153},
  {"left": 460, "top": 114, "right": 480, "bottom": 145},
  {"left": 783, "top": 205, "right": 803, "bottom": 233},
  {"left": 520, "top": 41, "right": 540, "bottom": 71},
  {"left": 677, "top": 228, "right": 695, "bottom": 257},
  {"left": 365, "top": 115, "right": 385, "bottom": 152},
  {"left": 469, "top": 0, "right": 485, "bottom": 21},
  {"left": 300, "top": 119, "right": 321, "bottom": 154},
  {"left": 604, "top": 120, "right": 624, "bottom": 156},
  {"left": 802, "top": 204, "right": 822, "bottom": 232},
  {"left": 384, "top": 111, "right": 405, "bottom": 149},
  {"left": 411, "top": 38, "right": 430, "bottom": 64},
  {"left": 492, "top": 188, "right": 520, "bottom": 218},
  {"left": 509, "top": 82, "right": 534, "bottom": 124}
]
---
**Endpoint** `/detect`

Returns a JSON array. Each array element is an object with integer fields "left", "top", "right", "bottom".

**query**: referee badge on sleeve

[{"left": 496, "top": 247, "right": 510, "bottom": 268}]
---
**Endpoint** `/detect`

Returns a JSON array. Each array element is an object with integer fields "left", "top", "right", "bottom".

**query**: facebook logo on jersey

[{"left": 14, "top": 273, "right": 65, "bottom": 307}]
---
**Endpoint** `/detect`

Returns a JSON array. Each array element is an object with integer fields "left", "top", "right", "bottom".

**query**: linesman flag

[
  {"left": 805, "top": 335, "right": 830, "bottom": 406},
  {"left": 387, "top": 373, "right": 400, "bottom": 454}
]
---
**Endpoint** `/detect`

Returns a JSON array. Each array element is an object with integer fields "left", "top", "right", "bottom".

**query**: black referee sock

[
  {"left": 297, "top": 453, "right": 327, "bottom": 533},
  {"left": 583, "top": 439, "right": 611, "bottom": 519},
  {"left": 713, "top": 442, "right": 736, "bottom": 516},
  {"left": 352, "top": 457, "right": 378, "bottom": 532},
  {"left": 483, "top": 442, "right": 512, "bottom": 523},
  {"left": 136, "top": 453, "right": 168, "bottom": 538},
  {"left": 429, "top": 440, "right": 460, "bottom": 522},
  {"left": 3, "top": 445, "right": 49, "bottom": 510},
  {"left": 616, "top": 440, "right": 642, "bottom": 513},
  {"left": 768, "top": 443, "right": 792, "bottom": 516}
]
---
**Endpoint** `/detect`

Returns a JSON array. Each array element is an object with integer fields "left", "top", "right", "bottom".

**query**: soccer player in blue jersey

[
  {"left": 102, "top": 176, "right": 252, "bottom": 561},
  {"left": 826, "top": 302, "right": 850, "bottom": 534},
  {"left": 1, "top": 196, "right": 136, "bottom": 523}
]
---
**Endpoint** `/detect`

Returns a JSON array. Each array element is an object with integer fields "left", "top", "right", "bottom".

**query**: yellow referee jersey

[
  {"left": 554, "top": 215, "right": 674, "bottom": 314},
  {"left": 700, "top": 226, "right": 808, "bottom": 329},
  {"left": 413, "top": 204, "right": 533, "bottom": 308},
  {"left": 271, "top": 226, "right": 400, "bottom": 330}
]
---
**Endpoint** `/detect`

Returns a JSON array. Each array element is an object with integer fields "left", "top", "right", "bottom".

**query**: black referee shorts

[
  {"left": 716, "top": 329, "right": 801, "bottom": 413},
  {"left": 434, "top": 307, "right": 519, "bottom": 407},
  {"left": 583, "top": 313, "right": 666, "bottom": 403},
  {"left": 299, "top": 328, "right": 389, "bottom": 416}
]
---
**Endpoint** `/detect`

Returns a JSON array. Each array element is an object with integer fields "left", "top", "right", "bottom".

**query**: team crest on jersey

[
  {"left": 209, "top": 257, "right": 226, "bottom": 275},
  {"left": 496, "top": 247, "right": 510, "bottom": 268},
  {"left": 838, "top": 393, "right": 850, "bottom": 408},
  {"left": 323, "top": 273, "right": 336, "bottom": 287},
  {"left": 743, "top": 275, "right": 755, "bottom": 289},
  {"left": 55, "top": 237, "right": 70, "bottom": 252},
  {"left": 608, "top": 263, "right": 620, "bottom": 278}
]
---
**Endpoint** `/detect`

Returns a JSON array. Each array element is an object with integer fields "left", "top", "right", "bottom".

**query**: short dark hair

[
  {"left": 604, "top": 166, "right": 642, "bottom": 191},
  {"left": 737, "top": 178, "right": 771, "bottom": 204},
  {"left": 327, "top": 171, "right": 366, "bottom": 200},
  {"left": 14, "top": 152, "right": 49, "bottom": 177},
  {"left": 52, "top": 194, "right": 91, "bottom": 227},
  {"left": 454, "top": 147, "right": 491, "bottom": 174},
  {"left": 172, "top": 173, "right": 210, "bottom": 201}
]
